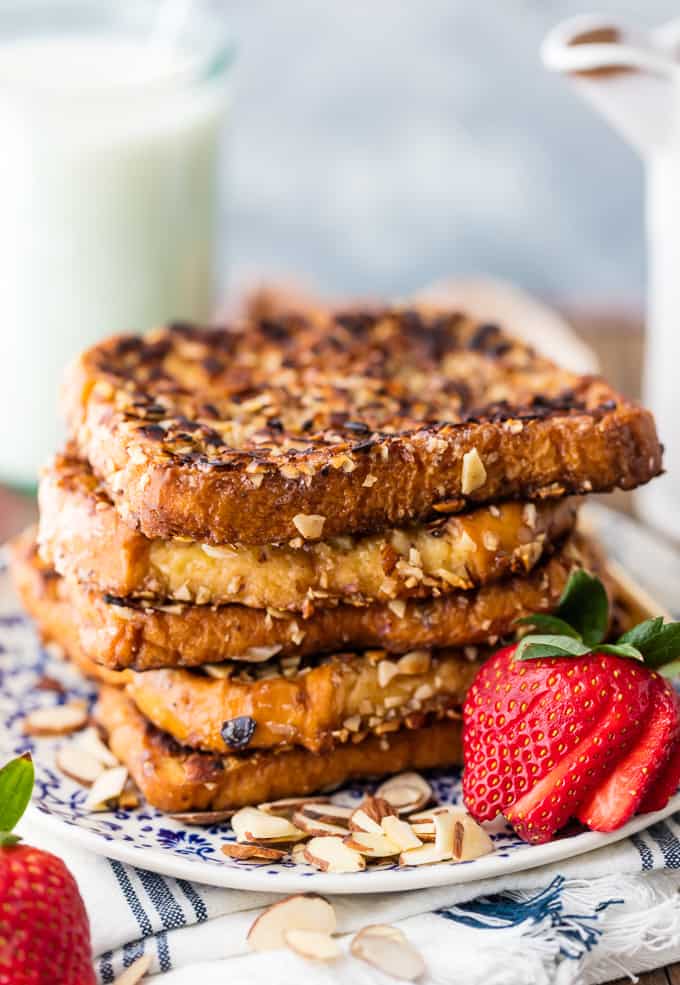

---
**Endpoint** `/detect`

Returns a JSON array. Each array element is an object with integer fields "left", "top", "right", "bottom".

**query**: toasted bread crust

[
  {"left": 10, "top": 527, "right": 606, "bottom": 671},
  {"left": 39, "top": 450, "right": 578, "bottom": 608},
  {"left": 63, "top": 310, "right": 662, "bottom": 545},
  {"left": 95, "top": 685, "right": 463, "bottom": 813}
]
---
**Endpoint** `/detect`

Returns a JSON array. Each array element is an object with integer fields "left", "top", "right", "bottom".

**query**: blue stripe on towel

[
  {"left": 648, "top": 821, "right": 680, "bottom": 869},
  {"left": 136, "top": 869, "right": 187, "bottom": 931},
  {"left": 177, "top": 879, "right": 209, "bottom": 923},
  {"left": 108, "top": 860, "right": 153, "bottom": 937},
  {"left": 631, "top": 832, "right": 655, "bottom": 870}
]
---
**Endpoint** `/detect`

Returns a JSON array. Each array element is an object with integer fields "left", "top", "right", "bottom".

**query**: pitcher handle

[{"left": 542, "top": 14, "right": 676, "bottom": 80}]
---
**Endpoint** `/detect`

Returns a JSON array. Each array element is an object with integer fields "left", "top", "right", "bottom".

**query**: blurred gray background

[{"left": 221, "top": 1, "right": 673, "bottom": 304}]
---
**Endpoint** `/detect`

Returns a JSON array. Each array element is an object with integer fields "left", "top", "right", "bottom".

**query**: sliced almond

[
  {"left": 453, "top": 815, "right": 494, "bottom": 862},
  {"left": 375, "top": 772, "right": 432, "bottom": 815},
  {"left": 23, "top": 703, "right": 88, "bottom": 736},
  {"left": 461, "top": 447, "right": 487, "bottom": 495},
  {"left": 84, "top": 766, "right": 128, "bottom": 811},
  {"left": 247, "top": 893, "right": 336, "bottom": 951},
  {"left": 351, "top": 925, "right": 425, "bottom": 981},
  {"left": 399, "top": 810, "right": 455, "bottom": 866},
  {"left": 284, "top": 929, "right": 340, "bottom": 962},
  {"left": 76, "top": 726, "right": 119, "bottom": 767},
  {"left": 222, "top": 842, "right": 287, "bottom": 862},
  {"left": 408, "top": 804, "right": 466, "bottom": 823},
  {"left": 304, "top": 836, "right": 366, "bottom": 873},
  {"left": 258, "top": 795, "right": 327, "bottom": 818},
  {"left": 344, "top": 831, "right": 400, "bottom": 858},
  {"left": 349, "top": 796, "right": 396, "bottom": 835},
  {"left": 111, "top": 953, "right": 153, "bottom": 985},
  {"left": 291, "top": 842, "right": 310, "bottom": 865},
  {"left": 381, "top": 816, "right": 423, "bottom": 851},
  {"left": 232, "top": 807, "right": 304, "bottom": 843},
  {"left": 293, "top": 812, "right": 349, "bottom": 837},
  {"left": 56, "top": 744, "right": 104, "bottom": 786},
  {"left": 292, "top": 514, "right": 325, "bottom": 539},
  {"left": 169, "top": 810, "right": 235, "bottom": 825},
  {"left": 409, "top": 823, "right": 435, "bottom": 843},
  {"left": 396, "top": 650, "right": 431, "bottom": 675},
  {"left": 299, "top": 803, "right": 353, "bottom": 825}
]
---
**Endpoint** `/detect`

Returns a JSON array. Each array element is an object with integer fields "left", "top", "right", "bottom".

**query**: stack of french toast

[{"left": 10, "top": 305, "right": 663, "bottom": 815}]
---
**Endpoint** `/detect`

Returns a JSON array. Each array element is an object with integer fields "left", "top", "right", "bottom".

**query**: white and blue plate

[{"left": 1, "top": 504, "right": 679, "bottom": 893}]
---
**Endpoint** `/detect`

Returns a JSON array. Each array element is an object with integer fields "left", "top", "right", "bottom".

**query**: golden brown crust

[
  {"left": 39, "top": 449, "right": 578, "bottom": 608},
  {"left": 95, "top": 685, "right": 463, "bottom": 813},
  {"left": 10, "top": 526, "right": 606, "bottom": 671},
  {"left": 63, "top": 309, "right": 662, "bottom": 545}
]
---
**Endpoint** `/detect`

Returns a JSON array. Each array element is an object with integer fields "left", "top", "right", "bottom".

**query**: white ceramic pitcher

[{"left": 542, "top": 15, "right": 680, "bottom": 539}]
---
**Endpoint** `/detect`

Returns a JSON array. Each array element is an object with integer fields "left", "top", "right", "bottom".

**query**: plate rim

[{"left": 24, "top": 794, "right": 680, "bottom": 894}]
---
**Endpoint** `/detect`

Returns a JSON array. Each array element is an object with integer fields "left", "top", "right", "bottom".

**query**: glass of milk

[{"left": 0, "top": 0, "right": 234, "bottom": 488}]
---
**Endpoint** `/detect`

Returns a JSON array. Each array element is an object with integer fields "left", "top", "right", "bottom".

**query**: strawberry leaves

[
  {"left": 515, "top": 570, "right": 680, "bottom": 672},
  {"left": 0, "top": 753, "right": 34, "bottom": 847}
]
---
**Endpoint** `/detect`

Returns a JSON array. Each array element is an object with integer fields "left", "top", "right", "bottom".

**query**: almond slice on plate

[
  {"left": 232, "top": 807, "right": 304, "bottom": 843},
  {"left": 291, "top": 842, "right": 310, "bottom": 865},
  {"left": 247, "top": 893, "right": 336, "bottom": 951},
  {"left": 343, "top": 831, "right": 400, "bottom": 858},
  {"left": 399, "top": 811, "right": 455, "bottom": 866},
  {"left": 284, "top": 929, "right": 340, "bottom": 962},
  {"left": 375, "top": 772, "right": 432, "bottom": 815},
  {"left": 56, "top": 744, "right": 104, "bottom": 786},
  {"left": 304, "top": 836, "right": 366, "bottom": 873},
  {"left": 349, "top": 796, "right": 396, "bottom": 834},
  {"left": 293, "top": 812, "right": 349, "bottom": 837},
  {"left": 452, "top": 815, "right": 494, "bottom": 862},
  {"left": 111, "top": 953, "right": 153, "bottom": 985},
  {"left": 23, "top": 703, "right": 89, "bottom": 736},
  {"left": 381, "top": 816, "right": 423, "bottom": 851},
  {"left": 351, "top": 925, "right": 425, "bottom": 981},
  {"left": 222, "top": 843, "right": 287, "bottom": 862},
  {"left": 408, "top": 804, "right": 467, "bottom": 823},
  {"left": 76, "top": 726, "right": 119, "bottom": 767},
  {"left": 298, "top": 803, "right": 353, "bottom": 825},
  {"left": 84, "top": 766, "right": 128, "bottom": 812},
  {"left": 258, "top": 795, "right": 327, "bottom": 818},
  {"left": 170, "top": 810, "right": 235, "bottom": 825}
]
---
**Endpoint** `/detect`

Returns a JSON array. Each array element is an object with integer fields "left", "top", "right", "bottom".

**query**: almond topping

[
  {"left": 84, "top": 766, "right": 128, "bottom": 812},
  {"left": 111, "top": 953, "right": 153, "bottom": 985},
  {"left": 396, "top": 650, "right": 431, "bottom": 675},
  {"left": 23, "top": 703, "right": 88, "bottom": 737},
  {"left": 351, "top": 925, "right": 425, "bottom": 981},
  {"left": 292, "top": 514, "right": 326, "bottom": 539},
  {"left": 56, "top": 744, "right": 104, "bottom": 786},
  {"left": 284, "top": 929, "right": 340, "bottom": 962},
  {"left": 375, "top": 772, "right": 432, "bottom": 815},
  {"left": 222, "top": 843, "right": 287, "bottom": 862},
  {"left": 303, "top": 836, "right": 366, "bottom": 873},
  {"left": 377, "top": 659, "right": 400, "bottom": 688},
  {"left": 381, "top": 816, "right": 423, "bottom": 851},
  {"left": 349, "top": 796, "right": 396, "bottom": 834},
  {"left": 461, "top": 447, "right": 487, "bottom": 495},
  {"left": 169, "top": 810, "right": 236, "bottom": 825},
  {"left": 232, "top": 807, "right": 304, "bottom": 843},
  {"left": 248, "top": 893, "right": 336, "bottom": 951},
  {"left": 343, "top": 831, "right": 400, "bottom": 858}
]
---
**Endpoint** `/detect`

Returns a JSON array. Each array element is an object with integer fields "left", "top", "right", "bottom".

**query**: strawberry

[
  {"left": 0, "top": 754, "right": 95, "bottom": 985},
  {"left": 463, "top": 569, "right": 680, "bottom": 844},
  {"left": 576, "top": 675, "right": 680, "bottom": 831}
]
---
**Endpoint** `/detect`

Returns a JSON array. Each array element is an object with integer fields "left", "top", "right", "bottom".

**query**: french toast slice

[
  {"left": 95, "top": 685, "right": 462, "bottom": 814},
  {"left": 10, "top": 527, "right": 606, "bottom": 672},
  {"left": 62, "top": 308, "right": 662, "bottom": 546},
  {"left": 39, "top": 449, "right": 578, "bottom": 609}
]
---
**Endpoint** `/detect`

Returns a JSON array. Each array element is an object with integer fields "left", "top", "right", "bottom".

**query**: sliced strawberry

[
  {"left": 464, "top": 646, "right": 630, "bottom": 821},
  {"left": 638, "top": 696, "right": 680, "bottom": 815},
  {"left": 576, "top": 676, "right": 680, "bottom": 832},
  {"left": 505, "top": 670, "right": 654, "bottom": 844}
]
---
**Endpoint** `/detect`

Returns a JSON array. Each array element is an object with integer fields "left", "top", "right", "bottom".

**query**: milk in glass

[{"left": 0, "top": 2, "right": 233, "bottom": 487}]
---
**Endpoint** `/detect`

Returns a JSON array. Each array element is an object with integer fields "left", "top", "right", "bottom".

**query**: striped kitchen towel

[{"left": 18, "top": 812, "right": 680, "bottom": 984}]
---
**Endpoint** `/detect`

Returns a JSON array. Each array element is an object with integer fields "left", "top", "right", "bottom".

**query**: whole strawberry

[
  {"left": 0, "top": 754, "right": 95, "bottom": 985},
  {"left": 463, "top": 570, "right": 680, "bottom": 844}
]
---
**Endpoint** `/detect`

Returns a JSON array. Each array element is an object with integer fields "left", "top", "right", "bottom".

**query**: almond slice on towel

[
  {"left": 351, "top": 925, "right": 426, "bottom": 981},
  {"left": 247, "top": 893, "right": 336, "bottom": 951},
  {"left": 284, "top": 929, "right": 340, "bottom": 962}
]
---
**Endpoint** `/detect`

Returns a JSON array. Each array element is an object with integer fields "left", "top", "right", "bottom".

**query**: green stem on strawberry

[
  {"left": 515, "top": 570, "right": 680, "bottom": 674},
  {"left": 0, "top": 752, "right": 34, "bottom": 847}
]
